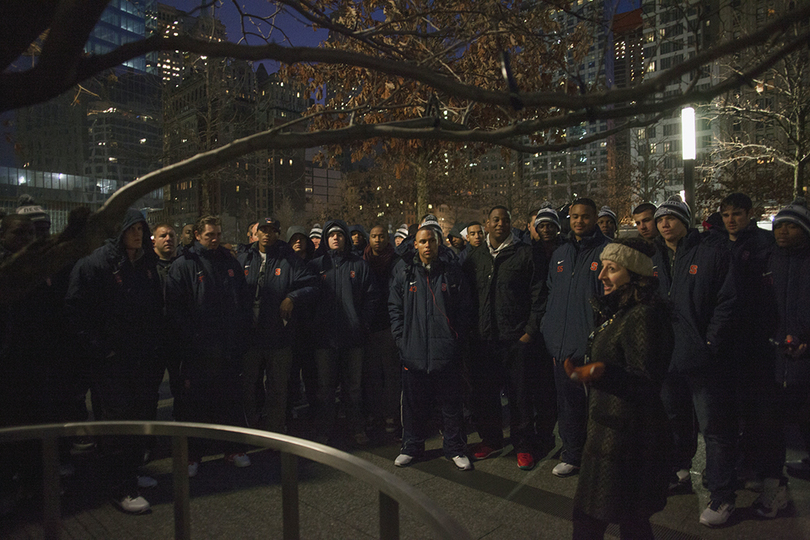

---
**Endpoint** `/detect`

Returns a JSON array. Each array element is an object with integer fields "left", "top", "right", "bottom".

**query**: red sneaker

[
  {"left": 471, "top": 443, "right": 502, "bottom": 460},
  {"left": 517, "top": 452, "right": 535, "bottom": 471}
]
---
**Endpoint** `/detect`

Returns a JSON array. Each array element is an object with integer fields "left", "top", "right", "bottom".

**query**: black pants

[
  {"left": 177, "top": 348, "right": 246, "bottom": 461},
  {"left": 470, "top": 339, "right": 539, "bottom": 453},
  {"left": 90, "top": 351, "right": 163, "bottom": 492},
  {"left": 401, "top": 365, "right": 466, "bottom": 458}
]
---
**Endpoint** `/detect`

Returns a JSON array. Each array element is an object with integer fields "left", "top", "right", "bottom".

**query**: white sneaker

[
  {"left": 754, "top": 478, "right": 789, "bottom": 518},
  {"left": 699, "top": 500, "right": 734, "bottom": 527},
  {"left": 394, "top": 454, "right": 414, "bottom": 467},
  {"left": 226, "top": 453, "right": 251, "bottom": 468},
  {"left": 451, "top": 455, "right": 472, "bottom": 471},
  {"left": 552, "top": 462, "right": 580, "bottom": 477},
  {"left": 188, "top": 461, "right": 199, "bottom": 478},
  {"left": 115, "top": 494, "right": 150, "bottom": 514},
  {"left": 669, "top": 468, "right": 692, "bottom": 491},
  {"left": 137, "top": 476, "right": 158, "bottom": 489}
]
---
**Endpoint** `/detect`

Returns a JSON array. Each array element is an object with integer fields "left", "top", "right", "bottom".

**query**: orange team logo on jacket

[
  {"left": 557, "top": 265, "right": 564, "bottom": 273},
  {"left": 275, "top": 268, "right": 281, "bottom": 276},
  {"left": 227, "top": 269, "right": 234, "bottom": 277},
  {"left": 590, "top": 262, "right": 598, "bottom": 271},
  {"left": 350, "top": 270, "right": 355, "bottom": 278},
  {"left": 689, "top": 265, "right": 698, "bottom": 275}
]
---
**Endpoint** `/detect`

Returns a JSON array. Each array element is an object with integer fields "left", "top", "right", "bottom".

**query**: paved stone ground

[{"left": 2, "top": 378, "right": 809, "bottom": 540}]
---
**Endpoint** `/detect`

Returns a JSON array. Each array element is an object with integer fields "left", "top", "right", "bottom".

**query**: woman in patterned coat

[{"left": 564, "top": 238, "right": 674, "bottom": 540}]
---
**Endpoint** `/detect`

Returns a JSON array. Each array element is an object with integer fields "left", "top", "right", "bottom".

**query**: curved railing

[{"left": 0, "top": 421, "right": 473, "bottom": 540}]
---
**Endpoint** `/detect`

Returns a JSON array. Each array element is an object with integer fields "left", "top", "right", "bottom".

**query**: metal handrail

[{"left": 0, "top": 421, "right": 473, "bottom": 540}]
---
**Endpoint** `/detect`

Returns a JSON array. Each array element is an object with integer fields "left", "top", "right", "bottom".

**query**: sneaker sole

[
  {"left": 552, "top": 468, "right": 579, "bottom": 478},
  {"left": 699, "top": 508, "right": 734, "bottom": 527},
  {"left": 472, "top": 448, "right": 502, "bottom": 461},
  {"left": 755, "top": 500, "right": 788, "bottom": 518}
]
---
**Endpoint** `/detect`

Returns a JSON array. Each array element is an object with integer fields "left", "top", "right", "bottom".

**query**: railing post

[
  {"left": 379, "top": 491, "right": 400, "bottom": 540},
  {"left": 280, "top": 451, "right": 299, "bottom": 540},
  {"left": 42, "top": 435, "right": 60, "bottom": 540},
  {"left": 172, "top": 435, "right": 191, "bottom": 540}
]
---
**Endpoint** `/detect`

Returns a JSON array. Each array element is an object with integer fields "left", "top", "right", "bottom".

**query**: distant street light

[{"left": 681, "top": 107, "right": 696, "bottom": 224}]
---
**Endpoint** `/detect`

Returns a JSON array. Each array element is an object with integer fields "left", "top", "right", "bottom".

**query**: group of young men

[{"left": 1, "top": 191, "right": 808, "bottom": 529}]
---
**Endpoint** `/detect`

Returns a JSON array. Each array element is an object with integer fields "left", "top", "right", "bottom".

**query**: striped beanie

[
  {"left": 774, "top": 198, "right": 810, "bottom": 238},
  {"left": 654, "top": 195, "right": 691, "bottom": 227}
]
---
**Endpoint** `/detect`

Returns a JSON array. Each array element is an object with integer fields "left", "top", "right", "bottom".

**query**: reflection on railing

[{"left": 0, "top": 421, "right": 472, "bottom": 540}]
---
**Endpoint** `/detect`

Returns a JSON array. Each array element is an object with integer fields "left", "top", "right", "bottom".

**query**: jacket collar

[{"left": 566, "top": 227, "right": 607, "bottom": 248}]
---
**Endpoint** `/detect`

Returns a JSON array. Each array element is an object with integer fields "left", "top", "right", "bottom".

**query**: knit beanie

[
  {"left": 394, "top": 224, "right": 408, "bottom": 240},
  {"left": 309, "top": 223, "right": 323, "bottom": 239},
  {"left": 598, "top": 206, "right": 618, "bottom": 229},
  {"left": 654, "top": 195, "right": 691, "bottom": 227},
  {"left": 600, "top": 242, "right": 654, "bottom": 277},
  {"left": 533, "top": 202, "right": 561, "bottom": 231},
  {"left": 774, "top": 197, "right": 810, "bottom": 238},
  {"left": 16, "top": 194, "right": 50, "bottom": 224},
  {"left": 420, "top": 214, "right": 443, "bottom": 239}
]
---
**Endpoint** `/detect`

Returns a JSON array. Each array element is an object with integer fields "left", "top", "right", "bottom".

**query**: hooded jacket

[
  {"left": 65, "top": 208, "right": 162, "bottom": 360},
  {"left": 308, "top": 219, "right": 377, "bottom": 349},
  {"left": 286, "top": 225, "right": 316, "bottom": 261},
  {"left": 349, "top": 224, "right": 369, "bottom": 257},
  {"left": 540, "top": 228, "right": 610, "bottom": 361},
  {"left": 464, "top": 234, "right": 544, "bottom": 342},
  {"left": 651, "top": 229, "right": 736, "bottom": 373},
  {"left": 767, "top": 242, "right": 810, "bottom": 386},
  {"left": 166, "top": 239, "right": 251, "bottom": 358},
  {"left": 389, "top": 254, "right": 471, "bottom": 372},
  {"left": 237, "top": 239, "right": 318, "bottom": 348}
]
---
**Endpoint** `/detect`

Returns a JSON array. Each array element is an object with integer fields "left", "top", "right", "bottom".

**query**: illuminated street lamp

[{"left": 681, "top": 106, "right": 696, "bottom": 225}]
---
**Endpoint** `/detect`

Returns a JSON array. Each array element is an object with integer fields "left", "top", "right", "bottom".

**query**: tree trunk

[{"left": 416, "top": 163, "right": 429, "bottom": 219}]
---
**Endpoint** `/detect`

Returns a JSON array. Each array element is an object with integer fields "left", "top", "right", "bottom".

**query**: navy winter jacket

[
  {"left": 651, "top": 229, "right": 736, "bottom": 373},
  {"left": 363, "top": 242, "right": 399, "bottom": 332},
  {"left": 308, "top": 220, "right": 376, "bottom": 349},
  {"left": 389, "top": 256, "right": 471, "bottom": 372},
  {"left": 541, "top": 229, "right": 610, "bottom": 362},
  {"left": 463, "top": 235, "right": 545, "bottom": 342},
  {"left": 766, "top": 243, "right": 810, "bottom": 386},
  {"left": 66, "top": 209, "right": 162, "bottom": 360},
  {"left": 706, "top": 222, "right": 775, "bottom": 354},
  {"left": 237, "top": 239, "right": 318, "bottom": 349},
  {"left": 165, "top": 242, "right": 251, "bottom": 358}
]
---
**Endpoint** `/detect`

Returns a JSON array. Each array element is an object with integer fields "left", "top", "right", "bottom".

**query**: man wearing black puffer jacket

[
  {"left": 463, "top": 205, "right": 545, "bottom": 471},
  {"left": 651, "top": 196, "right": 738, "bottom": 527},
  {"left": 540, "top": 198, "right": 610, "bottom": 478},
  {"left": 238, "top": 217, "right": 318, "bottom": 433},
  {"left": 66, "top": 208, "right": 163, "bottom": 514},
  {"left": 308, "top": 219, "right": 376, "bottom": 446},
  {"left": 166, "top": 215, "right": 252, "bottom": 477},
  {"left": 389, "top": 226, "right": 473, "bottom": 470},
  {"left": 706, "top": 193, "right": 775, "bottom": 492}
]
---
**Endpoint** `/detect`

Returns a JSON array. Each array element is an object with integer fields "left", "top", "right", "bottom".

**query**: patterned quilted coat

[{"left": 573, "top": 288, "right": 674, "bottom": 522}]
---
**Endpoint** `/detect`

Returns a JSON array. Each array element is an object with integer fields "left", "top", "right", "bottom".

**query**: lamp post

[{"left": 681, "top": 107, "right": 696, "bottom": 225}]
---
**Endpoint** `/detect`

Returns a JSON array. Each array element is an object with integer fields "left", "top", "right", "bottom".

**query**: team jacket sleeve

[
  {"left": 388, "top": 264, "right": 405, "bottom": 347},
  {"left": 705, "top": 249, "right": 737, "bottom": 355}
]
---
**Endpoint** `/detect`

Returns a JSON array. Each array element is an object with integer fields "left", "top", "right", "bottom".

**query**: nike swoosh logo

[{"left": 557, "top": 260, "right": 564, "bottom": 264}]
